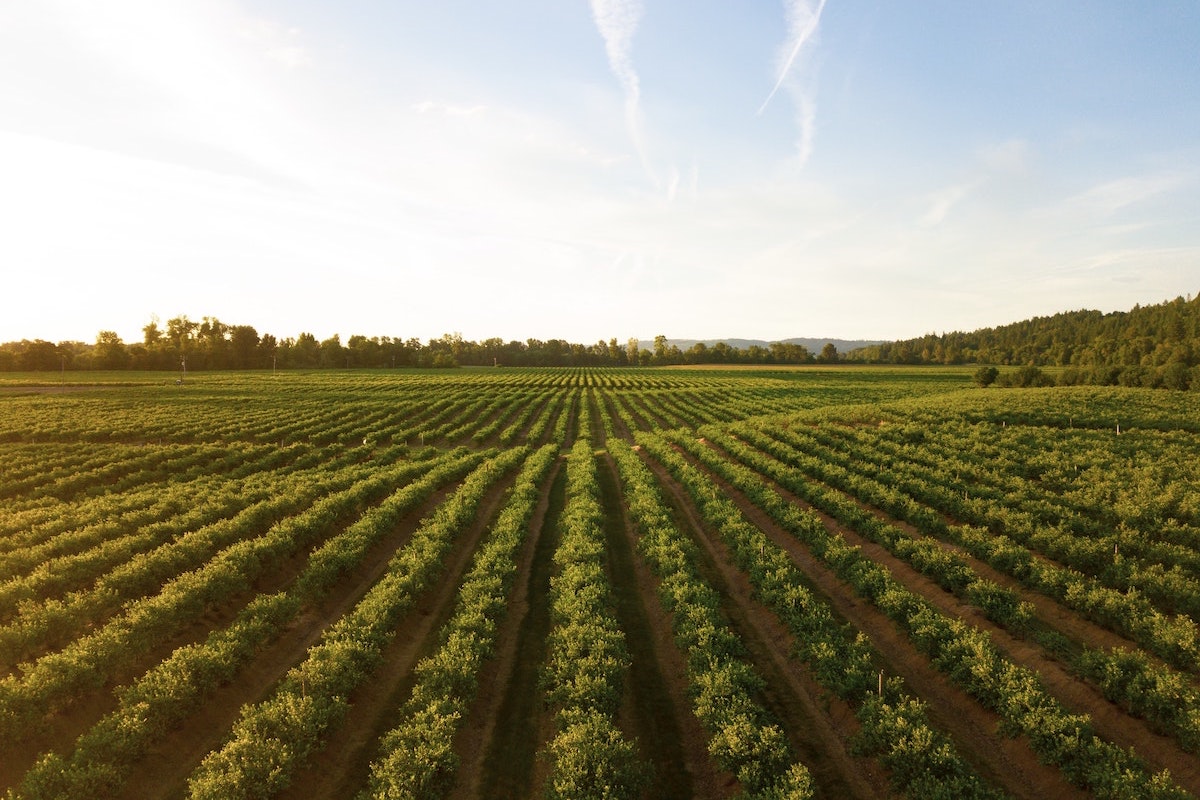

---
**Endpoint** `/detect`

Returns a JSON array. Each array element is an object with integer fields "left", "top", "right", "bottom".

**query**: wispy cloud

[
  {"left": 588, "top": 0, "right": 656, "bottom": 185},
  {"left": 1063, "top": 173, "right": 1186, "bottom": 216},
  {"left": 760, "top": 0, "right": 827, "bottom": 167},
  {"left": 919, "top": 182, "right": 976, "bottom": 227}
]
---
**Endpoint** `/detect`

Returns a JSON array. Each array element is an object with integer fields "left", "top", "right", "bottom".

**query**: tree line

[
  {"left": 6, "top": 292, "right": 1197, "bottom": 383},
  {"left": 850, "top": 293, "right": 1200, "bottom": 389},
  {"left": 0, "top": 318, "right": 835, "bottom": 371}
]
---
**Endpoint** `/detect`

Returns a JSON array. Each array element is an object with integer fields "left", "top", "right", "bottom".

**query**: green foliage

[
  {"left": 974, "top": 365, "right": 999, "bottom": 386},
  {"left": 4, "top": 368, "right": 1199, "bottom": 799}
]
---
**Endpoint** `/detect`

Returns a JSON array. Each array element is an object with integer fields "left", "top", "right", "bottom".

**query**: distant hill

[
  {"left": 640, "top": 338, "right": 886, "bottom": 354},
  {"left": 844, "top": 293, "right": 1200, "bottom": 389}
]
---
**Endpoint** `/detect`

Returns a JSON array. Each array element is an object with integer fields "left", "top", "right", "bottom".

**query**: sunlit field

[{"left": 2, "top": 367, "right": 1198, "bottom": 799}]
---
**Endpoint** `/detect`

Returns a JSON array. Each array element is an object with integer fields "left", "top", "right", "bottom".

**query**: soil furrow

[
  {"left": 272, "top": 469, "right": 521, "bottom": 800},
  {"left": 119, "top": 483, "right": 459, "bottom": 800},
  {"left": 651, "top": 442, "right": 1085, "bottom": 800},
  {"left": 448, "top": 456, "right": 562, "bottom": 800},
  {"left": 637, "top": 449, "right": 890, "bottom": 800},
  {"left": 471, "top": 464, "right": 566, "bottom": 799},
  {"left": 598, "top": 452, "right": 720, "bottom": 799}
]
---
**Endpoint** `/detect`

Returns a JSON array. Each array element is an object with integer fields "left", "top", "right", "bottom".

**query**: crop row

[
  {"left": 700, "top": 425, "right": 1200, "bottom": 755},
  {"left": 536, "top": 437, "right": 646, "bottom": 799},
  {"left": 802, "top": 421, "right": 1200, "bottom": 617},
  {"left": 659, "top": 430, "right": 1191, "bottom": 798},
  {"left": 609, "top": 438, "right": 815, "bottom": 798},
  {"left": 0, "top": 441, "right": 331, "bottom": 573},
  {"left": 0, "top": 449, "right": 480, "bottom": 742},
  {"left": 184, "top": 446, "right": 525, "bottom": 799},
  {"left": 9, "top": 446, "right": 491, "bottom": 799},
  {"left": 746, "top": 422, "right": 1200, "bottom": 674},
  {"left": 360, "top": 442, "right": 559, "bottom": 798},
  {"left": 635, "top": 434, "right": 1000, "bottom": 799},
  {"left": 0, "top": 449, "right": 415, "bottom": 667}
]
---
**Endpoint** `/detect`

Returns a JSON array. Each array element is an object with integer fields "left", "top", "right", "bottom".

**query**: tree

[
  {"left": 292, "top": 332, "right": 320, "bottom": 368},
  {"left": 94, "top": 331, "right": 129, "bottom": 369},
  {"left": 165, "top": 316, "right": 198, "bottom": 354},
  {"left": 974, "top": 366, "right": 999, "bottom": 387},
  {"left": 17, "top": 339, "right": 61, "bottom": 371},
  {"left": 653, "top": 334, "right": 669, "bottom": 365},
  {"left": 142, "top": 317, "right": 162, "bottom": 347},
  {"left": 260, "top": 333, "right": 278, "bottom": 369},
  {"left": 229, "top": 325, "right": 260, "bottom": 369},
  {"left": 608, "top": 337, "right": 624, "bottom": 365},
  {"left": 818, "top": 343, "right": 839, "bottom": 364},
  {"left": 626, "top": 338, "right": 641, "bottom": 366},
  {"left": 319, "top": 334, "right": 345, "bottom": 368}
]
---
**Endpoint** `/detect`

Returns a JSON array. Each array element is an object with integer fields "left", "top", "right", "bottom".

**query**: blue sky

[{"left": 2, "top": 1, "right": 1197, "bottom": 346}]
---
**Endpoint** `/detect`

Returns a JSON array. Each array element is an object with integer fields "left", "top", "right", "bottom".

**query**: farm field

[{"left": 1, "top": 366, "right": 1199, "bottom": 799}]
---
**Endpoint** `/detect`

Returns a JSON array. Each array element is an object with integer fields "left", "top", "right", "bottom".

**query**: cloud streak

[
  {"left": 759, "top": 0, "right": 827, "bottom": 114},
  {"left": 759, "top": 0, "right": 827, "bottom": 167},
  {"left": 588, "top": 0, "right": 656, "bottom": 184}
]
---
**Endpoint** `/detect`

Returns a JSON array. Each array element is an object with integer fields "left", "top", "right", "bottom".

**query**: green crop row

[
  {"left": 538, "top": 438, "right": 647, "bottom": 800},
  {"left": 360, "top": 443, "right": 558, "bottom": 799},
  {"left": 659, "top": 431, "right": 1190, "bottom": 799},
  {"left": 608, "top": 438, "right": 813, "bottom": 799},
  {"left": 637, "top": 434, "right": 1000, "bottom": 799},
  {"left": 184, "top": 447, "right": 524, "bottom": 800},
  {"left": 0, "top": 451, "right": 459, "bottom": 742},
  {"left": 722, "top": 423, "right": 1200, "bottom": 751},
  {"left": 8, "top": 447, "right": 490, "bottom": 799}
]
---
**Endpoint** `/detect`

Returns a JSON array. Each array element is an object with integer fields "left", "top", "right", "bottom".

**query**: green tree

[
  {"left": 94, "top": 331, "right": 129, "bottom": 369},
  {"left": 974, "top": 366, "right": 999, "bottom": 387},
  {"left": 292, "top": 332, "right": 320, "bottom": 368},
  {"left": 229, "top": 325, "right": 260, "bottom": 369},
  {"left": 608, "top": 337, "right": 624, "bottom": 365},
  {"left": 16, "top": 339, "right": 61, "bottom": 371},
  {"left": 142, "top": 317, "right": 162, "bottom": 347},
  {"left": 319, "top": 334, "right": 345, "bottom": 368},
  {"left": 652, "top": 334, "right": 672, "bottom": 365}
]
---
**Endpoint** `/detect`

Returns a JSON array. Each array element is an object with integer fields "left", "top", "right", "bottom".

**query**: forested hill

[
  {"left": 848, "top": 293, "right": 1199, "bottom": 374},
  {"left": 2, "top": 294, "right": 1198, "bottom": 385}
]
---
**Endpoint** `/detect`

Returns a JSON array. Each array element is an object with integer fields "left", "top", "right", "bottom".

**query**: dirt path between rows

[
  {"left": 723, "top": 438, "right": 1200, "bottom": 794},
  {"left": 0, "top": 472, "right": 429, "bottom": 793},
  {"left": 448, "top": 456, "right": 562, "bottom": 800},
  {"left": 271, "top": 469, "right": 521, "bottom": 800},
  {"left": 598, "top": 452, "right": 728, "bottom": 799},
  {"left": 121, "top": 480, "right": 466, "bottom": 800},
  {"left": 463, "top": 463, "right": 566, "bottom": 799},
  {"left": 636, "top": 449, "right": 890, "bottom": 800},
  {"left": 651, "top": 441, "right": 1086, "bottom": 800},
  {"left": 782, "top": 430, "right": 1176, "bottom": 663}
]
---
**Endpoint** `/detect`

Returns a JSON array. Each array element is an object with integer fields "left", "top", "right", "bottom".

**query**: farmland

[{"left": 0, "top": 367, "right": 1198, "bottom": 799}]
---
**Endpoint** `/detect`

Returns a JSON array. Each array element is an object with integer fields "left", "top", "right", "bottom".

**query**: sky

[{"left": 2, "top": 1, "right": 1198, "bottom": 346}]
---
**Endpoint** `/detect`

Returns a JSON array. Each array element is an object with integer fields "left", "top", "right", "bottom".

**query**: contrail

[
  {"left": 589, "top": 0, "right": 657, "bottom": 185},
  {"left": 758, "top": 0, "right": 827, "bottom": 116}
]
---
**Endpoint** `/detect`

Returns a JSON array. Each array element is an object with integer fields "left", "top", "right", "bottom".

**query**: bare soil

[
  {"left": 651, "top": 439, "right": 1087, "bottom": 800},
  {"left": 598, "top": 452, "right": 729, "bottom": 799},
  {"left": 448, "top": 456, "right": 562, "bottom": 800},
  {"left": 637, "top": 448, "right": 892, "bottom": 800},
  {"left": 727, "top": 437, "right": 1200, "bottom": 794},
  {"left": 117, "top": 482, "right": 463, "bottom": 799},
  {"left": 468, "top": 464, "right": 566, "bottom": 799}
]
